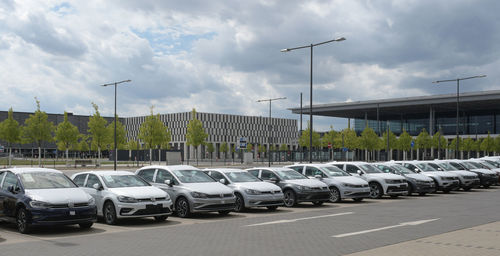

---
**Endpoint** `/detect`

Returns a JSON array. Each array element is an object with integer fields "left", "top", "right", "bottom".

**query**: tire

[
  {"left": 312, "top": 201, "right": 324, "bottom": 206},
  {"left": 443, "top": 189, "right": 451, "bottom": 194},
  {"left": 390, "top": 195, "right": 399, "bottom": 198},
  {"left": 407, "top": 183, "right": 414, "bottom": 196},
  {"left": 353, "top": 198, "right": 363, "bottom": 202},
  {"left": 154, "top": 215, "right": 168, "bottom": 222},
  {"left": 218, "top": 210, "right": 231, "bottom": 216},
  {"left": 103, "top": 201, "right": 118, "bottom": 225},
  {"left": 283, "top": 189, "right": 297, "bottom": 207},
  {"left": 16, "top": 208, "right": 31, "bottom": 234},
  {"left": 433, "top": 180, "right": 439, "bottom": 193},
  {"left": 463, "top": 186, "right": 472, "bottom": 191},
  {"left": 234, "top": 193, "right": 246, "bottom": 212},
  {"left": 267, "top": 206, "right": 278, "bottom": 211},
  {"left": 79, "top": 222, "right": 93, "bottom": 229},
  {"left": 418, "top": 192, "right": 427, "bottom": 196},
  {"left": 328, "top": 187, "right": 341, "bottom": 203},
  {"left": 175, "top": 197, "right": 191, "bottom": 218},
  {"left": 483, "top": 183, "right": 490, "bottom": 189},
  {"left": 369, "top": 182, "right": 383, "bottom": 199}
]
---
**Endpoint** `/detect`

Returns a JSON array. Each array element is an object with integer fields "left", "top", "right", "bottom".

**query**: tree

[
  {"left": 126, "top": 139, "right": 140, "bottom": 162},
  {"left": 322, "top": 126, "right": 338, "bottom": 149},
  {"left": 246, "top": 143, "right": 253, "bottom": 153},
  {"left": 480, "top": 132, "right": 495, "bottom": 156},
  {"left": 87, "top": 103, "right": 110, "bottom": 159},
  {"left": 432, "top": 131, "right": 447, "bottom": 159},
  {"left": 0, "top": 108, "right": 20, "bottom": 167},
  {"left": 381, "top": 129, "right": 397, "bottom": 160},
  {"left": 186, "top": 109, "right": 208, "bottom": 166},
  {"left": 462, "top": 138, "right": 475, "bottom": 159},
  {"left": 279, "top": 144, "right": 288, "bottom": 151},
  {"left": 359, "top": 127, "right": 379, "bottom": 161},
  {"left": 206, "top": 143, "right": 215, "bottom": 166},
  {"left": 55, "top": 112, "right": 80, "bottom": 161},
  {"left": 106, "top": 115, "right": 128, "bottom": 150},
  {"left": 397, "top": 130, "right": 413, "bottom": 160},
  {"left": 495, "top": 136, "right": 500, "bottom": 155},
  {"left": 415, "top": 128, "right": 432, "bottom": 160},
  {"left": 298, "top": 122, "right": 321, "bottom": 149},
  {"left": 78, "top": 136, "right": 90, "bottom": 154},
  {"left": 448, "top": 137, "right": 463, "bottom": 159},
  {"left": 220, "top": 142, "right": 228, "bottom": 164},
  {"left": 21, "top": 98, "right": 55, "bottom": 166},
  {"left": 258, "top": 144, "right": 266, "bottom": 161},
  {"left": 138, "top": 106, "right": 169, "bottom": 164}
]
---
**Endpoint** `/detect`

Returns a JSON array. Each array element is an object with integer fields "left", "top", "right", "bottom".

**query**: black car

[{"left": 0, "top": 168, "right": 97, "bottom": 233}]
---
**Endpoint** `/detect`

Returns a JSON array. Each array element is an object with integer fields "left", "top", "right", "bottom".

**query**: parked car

[
  {"left": 328, "top": 162, "right": 408, "bottom": 199},
  {"left": 395, "top": 161, "right": 460, "bottom": 193},
  {"left": 0, "top": 168, "right": 97, "bottom": 233},
  {"left": 71, "top": 171, "right": 172, "bottom": 225},
  {"left": 203, "top": 168, "right": 284, "bottom": 212},
  {"left": 246, "top": 167, "right": 330, "bottom": 207},
  {"left": 135, "top": 165, "right": 236, "bottom": 218},
  {"left": 468, "top": 158, "right": 500, "bottom": 184},
  {"left": 374, "top": 163, "right": 435, "bottom": 196},
  {"left": 431, "top": 160, "right": 480, "bottom": 190},
  {"left": 447, "top": 160, "right": 498, "bottom": 188},
  {"left": 286, "top": 163, "right": 370, "bottom": 202}
]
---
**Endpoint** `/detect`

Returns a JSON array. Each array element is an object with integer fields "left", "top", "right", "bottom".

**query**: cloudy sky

[{"left": 1, "top": 0, "right": 499, "bottom": 131}]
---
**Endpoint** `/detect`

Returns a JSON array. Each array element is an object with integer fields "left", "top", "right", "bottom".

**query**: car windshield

[
  {"left": 449, "top": 162, "right": 467, "bottom": 170},
  {"left": 359, "top": 164, "right": 383, "bottom": 173},
  {"left": 388, "top": 164, "right": 413, "bottom": 174},
  {"left": 466, "top": 162, "right": 484, "bottom": 169},
  {"left": 437, "top": 162, "right": 458, "bottom": 171},
  {"left": 19, "top": 172, "right": 77, "bottom": 189},
  {"left": 460, "top": 162, "right": 479, "bottom": 169},
  {"left": 484, "top": 160, "right": 500, "bottom": 168},
  {"left": 101, "top": 175, "right": 150, "bottom": 188},
  {"left": 275, "top": 170, "right": 307, "bottom": 180},
  {"left": 478, "top": 161, "right": 496, "bottom": 169},
  {"left": 172, "top": 169, "right": 216, "bottom": 183},
  {"left": 427, "top": 163, "right": 444, "bottom": 171},
  {"left": 225, "top": 172, "right": 261, "bottom": 183},
  {"left": 320, "top": 166, "right": 350, "bottom": 176},
  {"left": 415, "top": 163, "right": 438, "bottom": 172}
]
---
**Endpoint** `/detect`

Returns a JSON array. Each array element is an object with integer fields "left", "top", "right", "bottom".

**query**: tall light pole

[
  {"left": 433, "top": 75, "right": 485, "bottom": 159},
  {"left": 281, "top": 37, "right": 345, "bottom": 163},
  {"left": 101, "top": 79, "right": 132, "bottom": 170},
  {"left": 257, "top": 97, "right": 287, "bottom": 167}
]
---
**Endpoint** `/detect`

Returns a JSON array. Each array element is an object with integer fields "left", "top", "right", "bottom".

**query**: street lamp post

[
  {"left": 433, "top": 75, "right": 485, "bottom": 159},
  {"left": 101, "top": 79, "right": 132, "bottom": 170},
  {"left": 257, "top": 97, "right": 287, "bottom": 167},
  {"left": 281, "top": 37, "right": 345, "bottom": 163}
]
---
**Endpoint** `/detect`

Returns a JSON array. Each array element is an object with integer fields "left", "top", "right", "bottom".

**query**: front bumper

[
  {"left": 412, "top": 182, "right": 436, "bottom": 193},
  {"left": 245, "top": 194, "right": 284, "bottom": 208},
  {"left": 296, "top": 191, "right": 331, "bottom": 202},
  {"left": 437, "top": 180, "right": 460, "bottom": 191},
  {"left": 460, "top": 178, "right": 480, "bottom": 188},
  {"left": 479, "top": 175, "right": 498, "bottom": 187},
  {"left": 191, "top": 197, "right": 236, "bottom": 212},
  {"left": 341, "top": 187, "right": 371, "bottom": 199},
  {"left": 117, "top": 200, "right": 173, "bottom": 218},
  {"left": 385, "top": 184, "right": 409, "bottom": 195},
  {"left": 30, "top": 205, "right": 97, "bottom": 226}
]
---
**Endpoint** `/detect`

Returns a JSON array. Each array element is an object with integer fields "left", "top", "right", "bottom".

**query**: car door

[
  {"left": 1, "top": 172, "right": 21, "bottom": 217},
  {"left": 154, "top": 169, "right": 178, "bottom": 201},
  {"left": 83, "top": 174, "right": 105, "bottom": 213}
]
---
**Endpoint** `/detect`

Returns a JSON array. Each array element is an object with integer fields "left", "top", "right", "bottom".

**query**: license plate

[{"left": 69, "top": 211, "right": 76, "bottom": 216}]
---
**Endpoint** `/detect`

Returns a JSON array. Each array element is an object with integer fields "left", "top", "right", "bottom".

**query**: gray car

[
  {"left": 374, "top": 163, "right": 435, "bottom": 196},
  {"left": 135, "top": 165, "right": 236, "bottom": 218},
  {"left": 204, "top": 168, "right": 284, "bottom": 212},
  {"left": 246, "top": 167, "right": 330, "bottom": 207}
]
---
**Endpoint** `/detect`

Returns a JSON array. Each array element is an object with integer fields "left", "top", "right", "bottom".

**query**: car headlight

[
  {"left": 117, "top": 196, "right": 138, "bottom": 203},
  {"left": 88, "top": 197, "right": 96, "bottom": 206},
  {"left": 190, "top": 192, "right": 208, "bottom": 198},
  {"left": 296, "top": 185, "right": 311, "bottom": 190},
  {"left": 245, "top": 189, "right": 262, "bottom": 195},
  {"left": 29, "top": 200, "right": 51, "bottom": 209},
  {"left": 384, "top": 179, "right": 398, "bottom": 184},
  {"left": 341, "top": 183, "right": 354, "bottom": 188}
]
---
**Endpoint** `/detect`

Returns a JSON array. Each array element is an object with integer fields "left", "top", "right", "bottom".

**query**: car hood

[
  {"left": 108, "top": 186, "right": 167, "bottom": 199},
  {"left": 405, "top": 173, "right": 433, "bottom": 181},
  {"left": 325, "top": 176, "right": 368, "bottom": 185},
  {"left": 450, "top": 170, "right": 478, "bottom": 177},
  {"left": 181, "top": 182, "right": 234, "bottom": 194},
  {"left": 367, "top": 173, "right": 406, "bottom": 180},
  {"left": 286, "top": 179, "right": 327, "bottom": 187},
  {"left": 25, "top": 188, "right": 91, "bottom": 204},
  {"left": 422, "top": 171, "right": 455, "bottom": 178},
  {"left": 233, "top": 182, "right": 281, "bottom": 192},
  {"left": 470, "top": 168, "right": 497, "bottom": 175}
]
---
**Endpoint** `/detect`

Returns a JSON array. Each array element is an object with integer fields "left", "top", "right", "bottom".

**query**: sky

[{"left": 1, "top": 0, "right": 499, "bottom": 132}]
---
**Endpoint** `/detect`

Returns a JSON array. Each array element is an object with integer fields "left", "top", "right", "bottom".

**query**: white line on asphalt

[
  {"left": 244, "top": 212, "right": 354, "bottom": 227},
  {"left": 332, "top": 218, "right": 440, "bottom": 238}
]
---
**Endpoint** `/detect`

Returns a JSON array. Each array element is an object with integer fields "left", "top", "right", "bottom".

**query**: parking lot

[{"left": 1, "top": 183, "right": 499, "bottom": 256}]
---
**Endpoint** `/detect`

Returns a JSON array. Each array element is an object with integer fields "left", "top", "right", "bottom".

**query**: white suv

[
  {"left": 395, "top": 161, "right": 459, "bottom": 193},
  {"left": 328, "top": 162, "right": 408, "bottom": 199}
]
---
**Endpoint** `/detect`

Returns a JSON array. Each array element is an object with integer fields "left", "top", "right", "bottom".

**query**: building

[{"left": 289, "top": 90, "right": 500, "bottom": 138}]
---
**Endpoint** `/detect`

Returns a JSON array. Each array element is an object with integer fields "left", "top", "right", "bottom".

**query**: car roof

[
  {"left": 328, "top": 161, "right": 368, "bottom": 165},
  {"left": 1, "top": 167, "right": 62, "bottom": 175},
  {"left": 75, "top": 170, "right": 134, "bottom": 176},
  {"left": 286, "top": 163, "right": 332, "bottom": 167},
  {"left": 246, "top": 167, "right": 293, "bottom": 172},
  {"left": 145, "top": 165, "right": 200, "bottom": 171},
  {"left": 205, "top": 168, "right": 246, "bottom": 173}
]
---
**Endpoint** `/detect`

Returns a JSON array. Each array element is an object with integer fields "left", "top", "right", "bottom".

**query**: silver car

[
  {"left": 204, "top": 168, "right": 284, "bottom": 212},
  {"left": 72, "top": 171, "right": 173, "bottom": 225},
  {"left": 135, "top": 165, "right": 236, "bottom": 218},
  {"left": 286, "top": 164, "right": 370, "bottom": 203}
]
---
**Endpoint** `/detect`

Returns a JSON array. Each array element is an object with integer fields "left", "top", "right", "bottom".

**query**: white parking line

[
  {"left": 244, "top": 212, "right": 354, "bottom": 227},
  {"left": 332, "top": 218, "right": 440, "bottom": 238}
]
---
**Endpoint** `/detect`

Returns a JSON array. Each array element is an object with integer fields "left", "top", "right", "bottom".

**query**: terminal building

[{"left": 289, "top": 90, "right": 500, "bottom": 138}]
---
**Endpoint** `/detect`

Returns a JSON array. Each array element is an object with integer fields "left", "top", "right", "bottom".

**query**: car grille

[
  {"left": 47, "top": 202, "right": 89, "bottom": 208},
  {"left": 133, "top": 205, "right": 170, "bottom": 215},
  {"left": 463, "top": 176, "right": 477, "bottom": 180},
  {"left": 137, "top": 197, "right": 167, "bottom": 202},
  {"left": 443, "top": 177, "right": 455, "bottom": 181},
  {"left": 206, "top": 194, "right": 233, "bottom": 198}
]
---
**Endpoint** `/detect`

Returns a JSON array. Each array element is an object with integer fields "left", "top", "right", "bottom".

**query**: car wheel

[
  {"left": 103, "top": 201, "right": 118, "bottom": 225},
  {"left": 328, "top": 187, "right": 341, "bottom": 203},
  {"left": 463, "top": 186, "right": 472, "bottom": 191},
  {"left": 418, "top": 192, "right": 427, "bottom": 196},
  {"left": 283, "top": 190, "right": 297, "bottom": 207},
  {"left": 266, "top": 206, "right": 278, "bottom": 211},
  {"left": 369, "top": 183, "right": 383, "bottom": 199},
  {"left": 353, "top": 198, "right": 363, "bottom": 202},
  {"left": 176, "top": 197, "right": 191, "bottom": 218},
  {"left": 234, "top": 193, "right": 246, "bottom": 212},
  {"left": 79, "top": 222, "right": 93, "bottom": 229},
  {"left": 312, "top": 201, "right": 324, "bottom": 206},
  {"left": 153, "top": 215, "right": 167, "bottom": 222},
  {"left": 433, "top": 180, "right": 439, "bottom": 193},
  {"left": 407, "top": 183, "right": 414, "bottom": 196},
  {"left": 442, "top": 189, "right": 451, "bottom": 194},
  {"left": 483, "top": 183, "right": 490, "bottom": 189},
  {"left": 390, "top": 195, "right": 399, "bottom": 198},
  {"left": 218, "top": 210, "right": 231, "bottom": 216},
  {"left": 16, "top": 208, "right": 31, "bottom": 234}
]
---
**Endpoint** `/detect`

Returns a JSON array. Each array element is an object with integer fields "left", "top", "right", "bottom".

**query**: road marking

[
  {"left": 332, "top": 218, "right": 440, "bottom": 238},
  {"left": 244, "top": 212, "right": 354, "bottom": 227}
]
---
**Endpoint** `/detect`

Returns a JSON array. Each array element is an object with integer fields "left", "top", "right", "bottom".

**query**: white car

[
  {"left": 431, "top": 160, "right": 480, "bottom": 190},
  {"left": 449, "top": 160, "right": 498, "bottom": 188},
  {"left": 204, "top": 168, "right": 284, "bottom": 212},
  {"left": 286, "top": 163, "right": 370, "bottom": 202},
  {"left": 72, "top": 171, "right": 173, "bottom": 225},
  {"left": 329, "top": 161, "right": 408, "bottom": 199},
  {"left": 395, "top": 161, "right": 460, "bottom": 193},
  {"left": 469, "top": 158, "right": 500, "bottom": 185}
]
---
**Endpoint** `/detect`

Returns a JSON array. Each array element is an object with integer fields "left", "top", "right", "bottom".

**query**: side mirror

[
  {"left": 314, "top": 175, "right": 323, "bottom": 180},
  {"left": 92, "top": 183, "right": 103, "bottom": 191},
  {"left": 219, "top": 179, "right": 227, "bottom": 185},
  {"left": 164, "top": 179, "right": 174, "bottom": 187},
  {"left": 269, "top": 177, "right": 279, "bottom": 183},
  {"left": 414, "top": 168, "right": 421, "bottom": 173},
  {"left": 356, "top": 170, "right": 363, "bottom": 176}
]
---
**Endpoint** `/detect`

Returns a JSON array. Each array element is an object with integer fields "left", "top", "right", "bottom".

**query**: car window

[
  {"left": 2, "top": 172, "right": 18, "bottom": 190},
  {"left": 376, "top": 165, "right": 393, "bottom": 173},
  {"left": 209, "top": 171, "right": 225, "bottom": 181},
  {"left": 261, "top": 170, "right": 279, "bottom": 180},
  {"left": 172, "top": 170, "right": 216, "bottom": 183},
  {"left": 305, "top": 166, "right": 324, "bottom": 177},
  {"left": 345, "top": 165, "right": 359, "bottom": 174},
  {"left": 138, "top": 169, "right": 156, "bottom": 182},
  {"left": 0, "top": 172, "right": 5, "bottom": 187},
  {"left": 86, "top": 174, "right": 102, "bottom": 188},
  {"left": 225, "top": 172, "right": 261, "bottom": 182},
  {"left": 19, "top": 172, "right": 76, "bottom": 189},
  {"left": 288, "top": 166, "right": 304, "bottom": 173},
  {"left": 156, "top": 169, "right": 175, "bottom": 184},
  {"left": 403, "top": 163, "right": 417, "bottom": 170},
  {"left": 247, "top": 169, "right": 260, "bottom": 178},
  {"left": 101, "top": 175, "right": 150, "bottom": 188},
  {"left": 73, "top": 174, "right": 87, "bottom": 186}
]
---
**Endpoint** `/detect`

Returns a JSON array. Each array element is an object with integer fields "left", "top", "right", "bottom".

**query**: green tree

[
  {"left": 415, "top": 128, "right": 432, "bottom": 160},
  {"left": 321, "top": 126, "right": 338, "bottom": 148},
  {"left": 381, "top": 129, "right": 397, "bottom": 160},
  {"left": 87, "top": 103, "right": 110, "bottom": 159},
  {"left": 126, "top": 139, "right": 140, "bottom": 162},
  {"left": 269, "top": 145, "right": 276, "bottom": 152},
  {"left": 186, "top": 109, "right": 208, "bottom": 165},
  {"left": 279, "top": 144, "right": 288, "bottom": 151},
  {"left": 22, "top": 98, "right": 55, "bottom": 166},
  {"left": 432, "top": 131, "right": 447, "bottom": 159},
  {"left": 106, "top": 115, "right": 128, "bottom": 150},
  {"left": 246, "top": 143, "right": 253, "bottom": 153},
  {"left": 448, "top": 137, "right": 463, "bottom": 158},
  {"left": 397, "top": 130, "right": 413, "bottom": 160},
  {"left": 78, "top": 134, "right": 91, "bottom": 155},
  {"left": 359, "top": 127, "right": 379, "bottom": 161},
  {"left": 0, "top": 108, "right": 21, "bottom": 167},
  {"left": 55, "top": 112, "right": 80, "bottom": 161},
  {"left": 258, "top": 144, "right": 266, "bottom": 161},
  {"left": 480, "top": 132, "right": 495, "bottom": 155},
  {"left": 495, "top": 136, "right": 500, "bottom": 155},
  {"left": 220, "top": 142, "right": 228, "bottom": 164},
  {"left": 206, "top": 143, "right": 215, "bottom": 166},
  {"left": 462, "top": 138, "right": 475, "bottom": 158},
  {"left": 298, "top": 122, "right": 321, "bottom": 149},
  {"left": 138, "top": 106, "right": 168, "bottom": 164}
]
